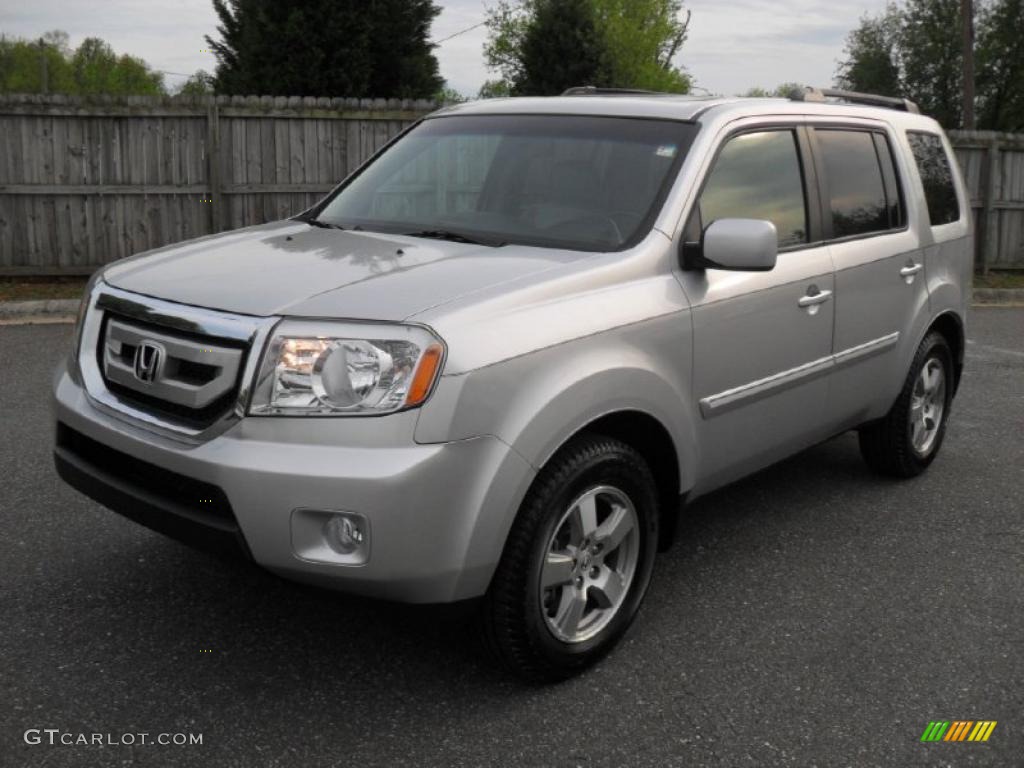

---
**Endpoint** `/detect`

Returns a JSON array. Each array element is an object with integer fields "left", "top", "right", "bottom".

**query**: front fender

[
  {"left": 416, "top": 312, "right": 697, "bottom": 490},
  {"left": 415, "top": 313, "right": 696, "bottom": 597}
]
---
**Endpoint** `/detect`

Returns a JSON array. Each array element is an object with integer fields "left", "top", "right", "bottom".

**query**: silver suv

[{"left": 54, "top": 88, "right": 971, "bottom": 681}]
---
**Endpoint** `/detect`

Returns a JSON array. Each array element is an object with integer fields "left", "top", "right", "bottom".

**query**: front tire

[
  {"left": 859, "top": 331, "right": 954, "bottom": 478},
  {"left": 480, "top": 434, "right": 659, "bottom": 682}
]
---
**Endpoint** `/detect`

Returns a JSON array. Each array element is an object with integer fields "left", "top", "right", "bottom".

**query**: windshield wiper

[
  {"left": 403, "top": 229, "right": 504, "bottom": 247},
  {"left": 304, "top": 217, "right": 346, "bottom": 230}
]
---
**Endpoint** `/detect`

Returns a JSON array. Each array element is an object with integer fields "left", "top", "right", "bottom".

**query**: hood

[{"left": 102, "top": 220, "right": 588, "bottom": 320}]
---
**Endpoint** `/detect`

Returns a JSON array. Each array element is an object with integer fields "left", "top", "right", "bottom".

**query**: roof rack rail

[
  {"left": 793, "top": 86, "right": 920, "bottom": 114},
  {"left": 562, "top": 86, "right": 666, "bottom": 96}
]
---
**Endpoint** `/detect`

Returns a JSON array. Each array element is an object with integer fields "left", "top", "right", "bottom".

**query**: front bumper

[{"left": 53, "top": 361, "right": 535, "bottom": 603}]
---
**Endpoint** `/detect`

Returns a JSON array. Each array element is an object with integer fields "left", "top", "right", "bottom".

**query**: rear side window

[
  {"left": 815, "top": 130, "right": 892, "bottom": 238},
  {"left": 697, "top": 130, "right": 808, "bottom": 247},
  {"left": 907, "top": 132, "right": 960, "bottom": 226}
]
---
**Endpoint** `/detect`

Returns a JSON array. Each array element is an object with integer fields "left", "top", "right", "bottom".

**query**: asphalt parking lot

[{"left": 1, "top": 308, "right": 1021, "bottom": 767}]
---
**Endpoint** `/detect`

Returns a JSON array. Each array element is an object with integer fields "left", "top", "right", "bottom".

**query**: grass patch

[
  {"left": 0, "top": 279, "right": 88, "bottom": 303},
  {"left": 974, "top": 271, "right": 1024, "bottom": 290}
]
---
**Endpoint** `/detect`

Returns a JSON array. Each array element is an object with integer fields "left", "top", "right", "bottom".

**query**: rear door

[
  {"left": 677, "top": 124, "right": 837, "bottom": 493},
  {"left": 809, "top": 124, "right": 929, "bottom": 430}
]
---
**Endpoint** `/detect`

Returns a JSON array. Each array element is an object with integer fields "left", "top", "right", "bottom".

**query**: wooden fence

[
  {"left": 948, "top": 130, "right": 1024, "bottom": 272},
  {"left": 0, "top": 93, "right": 437, "bottom": 275},
  {"left": 0, "top": 96, "right": 1022, "bottom": 274}
]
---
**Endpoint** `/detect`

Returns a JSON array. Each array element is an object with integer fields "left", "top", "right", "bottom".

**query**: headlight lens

[{"left": 249, "top": 320, "right": 444, "bottom": 416}]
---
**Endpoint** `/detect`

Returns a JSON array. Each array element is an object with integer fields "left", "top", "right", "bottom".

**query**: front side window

[
  {"left": 816, "top": 130, "right": 891, "bottom": 238},
  {"left": 907, "top": 131, "right": 960, "bottom": 226},
  {"left": 696, "top": 130, "right": 808, "bottom": 247},
  {"left": 316, "top": 115, "right": 697, "bottom": 252}
]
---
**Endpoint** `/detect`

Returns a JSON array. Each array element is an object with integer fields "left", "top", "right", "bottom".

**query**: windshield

[{"left": 314, "top": 115, "right": 696, "bottom": 252}]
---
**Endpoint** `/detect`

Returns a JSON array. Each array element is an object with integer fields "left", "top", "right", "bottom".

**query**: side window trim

[
  {"left": 807, "top": 125, "right": 911, "bottom": 245},
  {"left": 682, "top": 122, "right": 822, "bottom": 257},
  {"left": 872, "top": 132, "right": 906, "bottom": 231}
]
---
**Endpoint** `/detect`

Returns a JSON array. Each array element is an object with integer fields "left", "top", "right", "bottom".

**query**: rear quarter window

[{"left": 907, "top": 132, "right": 961, "bottom": 226}]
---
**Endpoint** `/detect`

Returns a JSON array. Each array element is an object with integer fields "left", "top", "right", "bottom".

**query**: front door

[{"left": 676, "top": 126, "right": 837, "bottom": 494}]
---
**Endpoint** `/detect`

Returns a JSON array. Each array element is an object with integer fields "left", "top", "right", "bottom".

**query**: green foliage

[
  {"left": 835, "top": 0, "right": 1024, "bottom": 129},
  {"left": 177, "top": 70, "right": 216, "bottom": 96},
  {"left": 741, "top": 82, "right": 806, "bottom": 98},
  {"left": 835, "top": 6, "right": 902, "bottom": 97},
  {"left": 898, "top": 0, "right": 962, "bottom": 128},
  {"left": 516, "top": 0, "right": 612, "bottom": 95},
  {"left": 207, "top": 0, "right": 443, "bottom": 98},
  {"left": 0, "top": 31, "right": 163, "bottom": 96},
  {"left": 976, "top": 0, "right": 1024, "bottom": 131},
  {"left": 593, "top": 0, "right": 691, "bottom": 93},
  {"left": 477, "top": 79, "right": 513, "bottom": 99},
  {"left": 71, "top": 38, "right": 165, "bottom": 96},
  {"left": 483, "top": 0, "right": 691, "bottom": 96},
  {"left": 435, "top": 82, "right": 468, "bottom": 103}
]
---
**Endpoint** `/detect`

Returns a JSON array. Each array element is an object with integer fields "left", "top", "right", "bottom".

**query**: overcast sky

[{"left": 0, "top": 0, "right": 893, "bottom": 97}]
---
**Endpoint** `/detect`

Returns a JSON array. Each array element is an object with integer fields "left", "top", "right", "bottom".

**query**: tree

[
  {"left": 483, "top": 0, "right": 691, "bottom": 95},
  {"left": 0, "top": 31, "right": 163, "bottom": 95},
  {"left": 976, "top": 0, "right": 1024, "bottom": 130},
  {"left": 594, "top": 0, "right": 692, "bottom": 92},
  {"left": 477, "top": 79, "right": 513, "bottom": 99},
  {"left": 741, "top": 82, "right": 806, "bottom": 98},
  {"left": 0, "top": 36, "right": 70, "bottom": 93},
  {"left": 516, "top": 0, "right": 612, "bottom": 95},
  {"left": 207, "top": 0, "right": 443, "bottom": 97},
  {"left": 71, "top": 38, "right": 165, "bottom": 96},
  {"left": 836, "top": 7, "right": 902, "bottom": 96},
  {"left": 177, "top": 69, "right": 216, "bottom": 96},
  {"left": 834, "top": 0, "right": 1014, "bottom": 128},
  {"left": 899, "top": 0, "right": 963, "bottom": 128}
]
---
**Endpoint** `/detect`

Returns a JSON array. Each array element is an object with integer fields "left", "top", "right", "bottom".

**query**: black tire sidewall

[{"left": 521, "top": 442, "right": 659, "bottom": 666}]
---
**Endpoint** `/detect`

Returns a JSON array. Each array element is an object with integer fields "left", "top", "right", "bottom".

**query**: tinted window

[
  {"left": 907, "top": 132, "right": 960, "bottom": 226},
  {"left": 816, "top": 130, "right": 890, "bottom": 238},
  {"left": 317, "top": 115, "right": 696, "bottom": 252},
  {"left": 874, "top": 133, "right": 906, "bottom": 229},
  {"left": 698, "top": 131, "right": 807, "bottom": 247}
]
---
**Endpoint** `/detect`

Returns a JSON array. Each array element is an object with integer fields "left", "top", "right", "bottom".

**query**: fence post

[
  {"left": 980, "top": 139, "right": 1000, "bottom": 275},
  {"left": 206, "top": 101, "right": 223, "bottom": 233}
]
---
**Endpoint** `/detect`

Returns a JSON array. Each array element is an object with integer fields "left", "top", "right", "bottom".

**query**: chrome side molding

[{"left": 700, "top": 332, "right": 899, "bottom": 418}]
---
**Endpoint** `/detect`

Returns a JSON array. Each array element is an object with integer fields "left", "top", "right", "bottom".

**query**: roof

[{"left": 433, "top": 94, "right": 940, "bottom": 130}]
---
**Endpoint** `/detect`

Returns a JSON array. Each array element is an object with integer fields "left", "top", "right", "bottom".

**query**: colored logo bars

[{"left": 920, "top": 721, "right": 997, "bottom": 742}]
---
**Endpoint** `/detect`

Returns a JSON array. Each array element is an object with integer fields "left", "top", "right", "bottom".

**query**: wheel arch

[
  {"left": 560, "top": 410, "right": 684, "bottom": 550},
  {"left": 926, "top": 310, "right": 965, "bottom": 393}
]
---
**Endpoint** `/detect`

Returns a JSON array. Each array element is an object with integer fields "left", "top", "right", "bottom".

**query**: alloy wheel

[
  {"left": 539, "top": 485, "right": 640, "bottom": 644},
  {"left": 910, "top": 357, "right": 946, "bottom": 455}
]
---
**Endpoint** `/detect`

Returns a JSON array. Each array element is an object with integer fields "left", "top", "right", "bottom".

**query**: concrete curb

[
  {"left": 0, "top": 299, "right": 79, "bottom": 322},
  {"left": 973, "top": 288, "right": 1024, "bottom": 305}
]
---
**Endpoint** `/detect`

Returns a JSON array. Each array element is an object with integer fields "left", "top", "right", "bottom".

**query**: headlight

[{"left": 248, "top": 320, "right": 444, "bottom": 416}]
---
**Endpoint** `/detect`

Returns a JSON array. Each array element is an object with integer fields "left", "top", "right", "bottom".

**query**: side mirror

[{"left": 684, "top": 218, "right": 778, "bottom": 272}]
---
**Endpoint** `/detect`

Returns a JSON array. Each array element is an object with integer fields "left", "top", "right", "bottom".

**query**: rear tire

[
  {"left": 479, "top": 433, "right": 659, "bottom": 683},
  {"left": 859, "top": 331, "right": 954, "bottom": 478}
]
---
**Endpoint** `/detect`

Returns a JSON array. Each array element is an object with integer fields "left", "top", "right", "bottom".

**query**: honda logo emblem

[{"left": 133, "top": 341, "right": 164, "bottom": 384}]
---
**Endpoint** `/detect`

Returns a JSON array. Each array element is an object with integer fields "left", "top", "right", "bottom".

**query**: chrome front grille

[
  {"left": 102, "top": 317, "right": 245, "bottom": 411},
  {"left": 77, "top": 282, "right": 276, "bottom": 441}
]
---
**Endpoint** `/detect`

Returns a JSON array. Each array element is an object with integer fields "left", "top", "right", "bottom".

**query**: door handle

[
  {"left": 900, "top": 262, "right": 923, "bottom": 282},
  {"left": 798, "top": 288, "right": 833, "bottom": 308}
]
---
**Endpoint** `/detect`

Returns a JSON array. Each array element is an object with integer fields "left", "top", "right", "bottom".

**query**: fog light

[
  {"left": 291, "top": 508, "right": 370, "bottom": 565},
  {"left": 324, "top": 514, "right": 365, "bottom": 555}
]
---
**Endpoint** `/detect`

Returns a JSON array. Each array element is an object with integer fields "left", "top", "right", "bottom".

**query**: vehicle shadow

[{"left": 34, "top": 430, "right": 887, "bottom": 713}]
